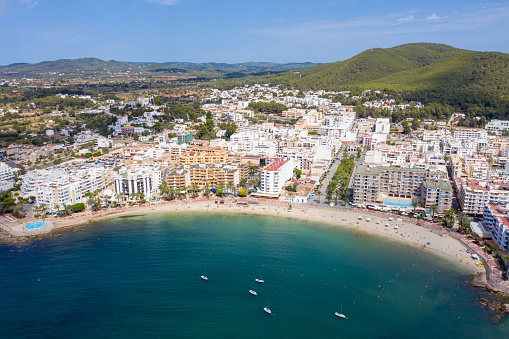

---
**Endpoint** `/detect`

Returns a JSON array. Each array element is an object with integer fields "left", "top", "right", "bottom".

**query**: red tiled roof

[{"left": 263, "top": 158, "right": 289, "bottom": 172}]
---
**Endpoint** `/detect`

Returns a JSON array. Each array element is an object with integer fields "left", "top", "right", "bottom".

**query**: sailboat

[
  {"left": 201, "top": 268, "right": 208, "bottom": 281},
  {"left": 335, "top": 303, "right": 346, "bottom": 319},
  {"left": 264, "top": 299, "right": 271, "bottom": 314},
  {"left": 255, "top": 268, "right": 264, "bottom": 283},
  {"left": 249, "top": 282, "right": 257, "bottom": 296}
]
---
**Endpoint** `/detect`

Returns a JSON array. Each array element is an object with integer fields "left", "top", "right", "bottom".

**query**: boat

[
  {"left": 264, "top": 299, "right": 271, "bottom": 314},
  {"left": 256, "top": 268, "right": 264, "bottom": 283},
  {"left": 249, "top": 282, "right": 257, "bottom": 296},
  {"left": 335, "top": 303, "right": 346, "bottom": 319},
  {"left": 201, "top": 268, "right": 208, "bottom": 281}
]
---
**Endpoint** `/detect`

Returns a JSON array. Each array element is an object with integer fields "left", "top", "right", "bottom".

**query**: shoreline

[{"left": 2, "top": 197, "right": 503, "bottom": 292}]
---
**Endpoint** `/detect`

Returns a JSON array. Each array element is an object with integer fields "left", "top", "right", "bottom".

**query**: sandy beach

[{"left": 8, "top": 198, "right": 483, "bottom": 275}]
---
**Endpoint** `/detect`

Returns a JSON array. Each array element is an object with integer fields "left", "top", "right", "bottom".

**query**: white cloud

[
  {"left": 398, "top": 15, "right": 415, "bottom": 22},
  {"left": 425, "top": 13, "right": 448, "bottom": 21},
  {"left": 146, "top": 0, "right": 180, "bottom": 5},
  {"left": 248, "top": 4, "right": 509, "bottom": 45}
]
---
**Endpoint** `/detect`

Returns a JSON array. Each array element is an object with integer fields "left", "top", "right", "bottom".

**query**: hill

[
  {"left": 253, "top": 43, "right": 509, "bottom": 120},
  {"left": 0, "top": 57, "right": 134, "bottom": 76},
  {"left": 0, "top": 58, "right": 318, "bottom": 78},
  {"left": 263, "top": 43, "right": 475, "bottom": 90}
]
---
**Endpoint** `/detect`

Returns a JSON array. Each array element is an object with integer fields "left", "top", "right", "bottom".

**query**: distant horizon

[
  {"left": 1, "top": 0, "right": 509, "bottom": 65},
  {"left": 1, "top": 42, "right": 505, "bottom": 68}
]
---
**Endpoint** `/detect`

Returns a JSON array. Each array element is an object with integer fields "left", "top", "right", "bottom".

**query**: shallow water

[{"left": 1, "top": 213, "right": 507, "bottom": 338}]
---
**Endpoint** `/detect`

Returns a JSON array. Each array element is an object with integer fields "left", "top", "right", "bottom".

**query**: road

[{"left": 308, "top": 147, "right": 347, "bottom": 207}]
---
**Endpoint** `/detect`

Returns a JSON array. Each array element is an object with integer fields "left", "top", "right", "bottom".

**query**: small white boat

[
  {"left": 249, "top": 282, "right": 257, "bottom": 296},
  {"left": 335, "top": 303, "right": 346, "bottom": 319},
  {"left": 264, "top": 299, "right": 271, "bottom": 314},
  {"left": 201, "top": 268, "right": 208, "bottom": 281},
  {"left": 335, "top": 312, "right": 346, "bottom": 319},
  {"left": 256, "top": 268, "right": 264, "bottom": 283}
]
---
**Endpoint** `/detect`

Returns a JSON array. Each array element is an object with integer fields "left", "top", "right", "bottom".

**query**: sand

[{"left": 20, "top": 198, "right": 481, "bottom": 274}]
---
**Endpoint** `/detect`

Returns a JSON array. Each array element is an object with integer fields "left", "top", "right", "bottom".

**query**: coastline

[
  {"left": 5, "top": 198, "right": 509, "bottom": 295},
  {"left": 3, "top": 198, "right": 484, "bottom": 273}
]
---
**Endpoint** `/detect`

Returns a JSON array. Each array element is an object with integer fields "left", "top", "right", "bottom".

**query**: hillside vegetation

[
  {"left": 251, "top": 43, "right": 509, "bottom": 120},
  {"left": 0, "top": 58, "right": 318, "bottom": 78}
]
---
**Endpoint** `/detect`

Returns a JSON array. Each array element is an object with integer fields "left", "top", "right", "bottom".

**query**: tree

[
  {"left": 458, "top": 212, "right": 470, "bottom": 232},
  {"left": 429, "top": 204, "right": 438, "bottom": 220},
  {"left": 159, "top": 182, "right": 169, "bottom": 198},
  {"left": 412, "top": 119, "right": 421, "bottom": 129},
  {"left": 333, "top": 188, "right": 340, "bottom": 205},
  {"left": 444, "top": 208, "right": 455, "bottom": 228},
  {"left": 239, "top": 189, "right": 247, "bottom": 197},
  {"left": 216, "top": 188, "right": 223, "bottom": 197},
  {"left": 293, "top": 168, "right": 302, "bottom": 180},
  {"left": 411, "top": 200, "right": 419, "bottom": 214},
  {"left": 71, "top": 203, "right": 85, "bottom": 213},
  {"left": 225, "top": 122, "right": 237, "bottom": 140},
  {"left": 316, "top": 190, "right": 322, "bottom": 203},
  {"left": 402, "top": 120, "right": 411, "bottom": 134}
]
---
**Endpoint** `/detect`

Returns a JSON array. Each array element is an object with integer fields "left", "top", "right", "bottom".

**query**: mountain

[
  {"left": 0, "top": 57, "right": 134, "bottom": 76},
  {"left": 263, "top": 43, "right": 479, "bottom": 90},
  {"left": 254, "top": 43, "right": 509, "bottom": 119},
  {"left": 0, "top": 58, "right": 318, "bottom": 78}
]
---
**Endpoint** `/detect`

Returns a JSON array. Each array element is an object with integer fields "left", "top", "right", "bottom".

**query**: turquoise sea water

[{"left": 1, "top": 213, "right": 508, "bottom": 338}]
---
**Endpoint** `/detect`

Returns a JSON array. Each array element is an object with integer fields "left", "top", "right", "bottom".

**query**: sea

[{"left": 1, "top": 212, "right": 508, "bottom": 338}]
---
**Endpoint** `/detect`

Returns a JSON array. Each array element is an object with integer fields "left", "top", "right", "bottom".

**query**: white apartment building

[
  {"left": 453, "top": 129, "right": 488, "bottom": 140},
  {"left": 0, "top": 162, "right": 15, "bottom": 182},
  {"left": 258, "top": 158, "right": 294, "bottom": 196},
  {"left": 320, "top": 115, "right": 355, "bottom": 137},
  {"left": 113, "top": 164, "right": 169, "bottom": 198},
  {"left": 457, "top": 179, "right": 509, "bottom": 215},
  {"left": 22, "top": 167, "right": 111, "bottom": 208},
  {"left": 485, "top": 119, "right": 509, "bottom": 132},
  {"left": 481, "top": 203, "right": 509, "bottom": 251},
  {"left": 374, "top": 118, "right": 390, "bottom": 134}
]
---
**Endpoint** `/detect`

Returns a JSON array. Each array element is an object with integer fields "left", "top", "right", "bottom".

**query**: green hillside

[
  {"left": 365, "top": 51, "right": 509, "bottom": 93},
  {"left": 0, "top": 58, "right": 318, "bottom": 78},
  {"left": 0, "top": 57, "right": 133, "bottom": 76},
  {"left": 263, "top": 43, "right": 474, "bottom": 90}
]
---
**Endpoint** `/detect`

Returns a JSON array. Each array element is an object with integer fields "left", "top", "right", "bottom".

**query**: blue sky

[{"left": 1, "top": 0, "right": 509, "bottom": 65}]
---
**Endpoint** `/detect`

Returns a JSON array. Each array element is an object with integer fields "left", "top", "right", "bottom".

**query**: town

[{"left": 0, "top": 81, "right": 507, "bottom": 263}]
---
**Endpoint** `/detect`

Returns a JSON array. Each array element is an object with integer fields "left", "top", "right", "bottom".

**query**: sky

[{"left": 1, "top": 0, "right": 509, "bottom": 65}]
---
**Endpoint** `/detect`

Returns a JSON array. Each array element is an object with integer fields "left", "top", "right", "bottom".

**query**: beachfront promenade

[
  {"left": 352, "top": 207, "right": 509, "bottom": 295},
  {"left": 2, "top": 196, "right": 508, "bottom": 295}
]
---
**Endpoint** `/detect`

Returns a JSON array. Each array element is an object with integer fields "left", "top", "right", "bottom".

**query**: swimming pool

[
  {"left": 382, "top": 198, "right": 413, "bottom": 208},
  {"left": 25, "top": 222, "right": 46, "bottom": 230}
]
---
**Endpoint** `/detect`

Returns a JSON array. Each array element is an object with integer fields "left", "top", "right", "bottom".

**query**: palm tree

[
  {"left": 38, "top": 203, "right": 47, "bottom": 215},
  {"left": 457, "top": 212, "right": 470, "bottom": 232},
  {"left": 411, "top": 200, "right": 419, "bottom": 214},
  {"left": 444, "top": 208, "right": 455, "bottom": 228},
  {"left": 168, "top": 188, "right": 176, "bottom": 200},
  {"left": 430, "top": 204, "right": 438, "bottom": 220},
  {"left": 316, "top": 190, "right": 322, "bottom": 203},
  {"left": 159, "top": 182, "right": 169, "bottom": 198},
  {"left": 191, "top": 183, "right": 199, "bottom": 198},
  {"left": 333, "top": 188, "right": 340, "bottom": 205}
]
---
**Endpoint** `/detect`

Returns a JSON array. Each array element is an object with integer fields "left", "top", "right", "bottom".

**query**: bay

[{"left": 0, "top": 213, "right": 507, "bottom": 338}]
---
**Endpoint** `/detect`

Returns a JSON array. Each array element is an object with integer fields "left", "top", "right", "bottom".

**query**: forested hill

[
  {"left": 253, "top": 43, "right": 509, "bottom": 120},
  {"left": 0, "top": 58, "right": 318, "bottom": 78},
  {"left": 261, "top": 43, "right": 477, "bottom": 89}
]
